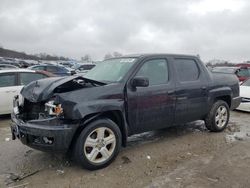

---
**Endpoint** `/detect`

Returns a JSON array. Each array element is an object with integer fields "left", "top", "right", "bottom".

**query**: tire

[
  {"left": 205, "top": 100, "right": 230, "bottom": 132},
  {"left": 74, "top": 118, "right": 122, "bottom": 170}
]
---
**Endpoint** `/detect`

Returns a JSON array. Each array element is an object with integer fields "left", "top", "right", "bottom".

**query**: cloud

[{"left": 0, "top": 0, "right": 249, "bottom": 61}]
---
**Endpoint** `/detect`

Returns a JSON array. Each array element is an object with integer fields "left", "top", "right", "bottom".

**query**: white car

[
  {"left": 0, "top": 69, "right": 52, "bottom": 115},
  {"left": 237, "top": 78, "right": 250, "bottom": 112}
]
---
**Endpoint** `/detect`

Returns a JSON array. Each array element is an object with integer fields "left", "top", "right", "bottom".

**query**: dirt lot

[{"left": 0, "top": 111, "right": 250, "bottom": 188}]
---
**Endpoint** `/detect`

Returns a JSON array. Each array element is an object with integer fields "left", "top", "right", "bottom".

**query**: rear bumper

[
  {"left": 11, "top": 114, "right": 79, "bottom": 153},
  {"left": 231, "top": 96, "right": 242, "bottom": 110}
]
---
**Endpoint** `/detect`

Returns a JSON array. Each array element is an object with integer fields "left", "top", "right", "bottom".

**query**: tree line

[
  {"left": 0, "top": 47, "right": 70, "bottom": 61},
  {"left": 1, "top": 47, "right": 123, "bottom": 61}
]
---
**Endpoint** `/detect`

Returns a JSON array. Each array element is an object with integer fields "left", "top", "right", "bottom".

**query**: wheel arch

[
  {"left": 209, "top": 87, "right": 233, "bottom": 108},
  {"left": 214, "top": 95, "right": 231, "bottom": 108},
  {"left": 68, "top": 110, "right": 128, "bottom": 153}
]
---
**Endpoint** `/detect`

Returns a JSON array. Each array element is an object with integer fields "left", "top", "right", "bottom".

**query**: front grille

[{"left": 22, "top": 99, "right": 46, "bottom": 120}]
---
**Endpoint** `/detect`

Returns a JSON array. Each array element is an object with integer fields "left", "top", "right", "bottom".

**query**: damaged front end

[
  {"left": 11, "top": 76, "right": 107, "bottom": 152},
  {"left": 11, "top": 99, "right": 77, "bottom": 152}
]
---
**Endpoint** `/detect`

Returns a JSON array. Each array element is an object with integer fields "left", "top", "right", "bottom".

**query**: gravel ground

[{"left": 0, "top": 111, "right": 249, "bottom": 188}]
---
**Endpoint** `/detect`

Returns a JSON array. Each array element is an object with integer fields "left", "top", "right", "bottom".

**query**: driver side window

[{"left": 136, "top": 59, "right": 168, "bottom": 86}]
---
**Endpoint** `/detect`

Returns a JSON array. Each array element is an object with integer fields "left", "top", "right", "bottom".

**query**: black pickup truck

[{"left": 11, "top": 54, "right": 241, "bottom": 170}]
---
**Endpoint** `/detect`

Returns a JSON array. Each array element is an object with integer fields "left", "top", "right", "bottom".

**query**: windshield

[
  {"left": 242, "top": 79, "right": 250, "bottom": 86},
  {"left": 84, "top": 58, "right": 137, "bottom": 82}
]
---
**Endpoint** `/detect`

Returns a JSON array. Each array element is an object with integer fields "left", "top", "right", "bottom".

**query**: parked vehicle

[
  {"left": 236, "top": 78, "right": 250, "bottom": 112},
  {"left": 28, "top": 64, "right": 76, "bottom": 76},
  {"left": 0, "top": 60, "right": 21, "bottom": 68},
  {"left": 76, "top": 64, "right": 96, "bottom": 74},
  {"left": 236, "top": 63, "right": 250, "bottom": 68},
  {"left": 11, "top": 54, "right": 241, "bottom": 170},
  {"left": 59, "top": 61, "right": 81, "bottom": 69},
  {"left": 59, "top": 61, "right": 73, "bottom": 68},
  {"left": 0, "top": 69, "right": 54, "bottom": 115},
  {"left": 18, "top": 60, "right": 30, "bottom": 68},
  {"left": 0, "top": 64, "right": 18, "bottom": 70},
  {"left": 212, "top": 66, "right": 250, "bottom": 82}
]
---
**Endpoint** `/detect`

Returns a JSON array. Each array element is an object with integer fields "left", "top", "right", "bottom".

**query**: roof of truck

[{"left": 122, "top": 53, "right": 197, "bottom": 58}]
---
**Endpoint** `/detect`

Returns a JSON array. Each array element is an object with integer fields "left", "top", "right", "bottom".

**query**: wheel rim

[
  {"left": 215, "top": 106, "right": 228, "bottom": 128},
  {"left": 84, "top": 127, "right": 116, "bottom": 164}
]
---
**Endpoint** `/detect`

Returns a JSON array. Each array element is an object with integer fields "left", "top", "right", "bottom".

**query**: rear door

[
  {"left": 18, "top": 72, "right": 48, "bottom": 86},
  {"left": 173, "top": 58, "right": 209, "bottom": 124},
  {"left": 17, "top": 72, "right": 48, "bottom": 108},
  {"left": 0, "top": 73, "right": 19, "bottom": 114},
  {"left": 126, "top": 57, "right": 176, "bottom": 133}
]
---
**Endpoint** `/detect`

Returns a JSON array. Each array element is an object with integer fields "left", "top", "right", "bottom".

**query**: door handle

[
  {"left": 167, "top": 90, "right": 175, "bottom": 95},
  {"left": 177, "top": 96, "right": 187, "bottom": 100}
]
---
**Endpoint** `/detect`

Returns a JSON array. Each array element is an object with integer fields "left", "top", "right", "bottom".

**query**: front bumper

[
  {"left": 236, "top": 97, "right": 250, "bottom": 112},
  {"left": 231, "top": 96, "right": 241, "bottom": 110},
  {"left": 11, "top": 114, "right": 79, "bottom": 153},
  {"left": 236, "top": 103, "right": 250, "bottom": 112}
]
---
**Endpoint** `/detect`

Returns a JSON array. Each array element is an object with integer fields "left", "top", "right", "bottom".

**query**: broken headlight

[{"left": 45, "top": 100, "right": 63, "bottom": 116}]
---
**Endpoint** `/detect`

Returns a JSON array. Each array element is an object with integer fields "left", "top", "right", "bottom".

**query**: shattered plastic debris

[
  {"left": 56, "top": 170, "right": 64, "bottom": 175},
  {"left": 121, "top": 156, "right": 131, "bottom": 164},
  {"left": 5, "top": 169, "right": 41, "bottom": 185}
]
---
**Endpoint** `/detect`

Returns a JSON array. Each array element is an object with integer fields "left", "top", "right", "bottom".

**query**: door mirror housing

[{"left": 131, "top": 77, "right": 149, "bottom": 88}]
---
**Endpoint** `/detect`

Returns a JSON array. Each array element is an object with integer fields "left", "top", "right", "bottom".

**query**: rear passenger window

[
  {"left": 136, "top": 59, "right": 168, "bottom": 86},
  {"left": 20, "top": 73, "right": 47, "bottom": 85},
  {"left": 175, "top": 59, "right": 199, "bottom": 82}
]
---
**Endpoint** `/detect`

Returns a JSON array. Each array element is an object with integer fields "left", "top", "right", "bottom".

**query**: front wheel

[
  {"left": 74, "top": 118, "right": 122, "bottom": 170},
  {"left": 205, "top": 100, "right": 230, "bottom": 132}
]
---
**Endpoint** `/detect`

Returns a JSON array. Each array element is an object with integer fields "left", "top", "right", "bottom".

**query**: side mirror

[{"left": 131, "top": 77, "right": 149, "bottom": 88}]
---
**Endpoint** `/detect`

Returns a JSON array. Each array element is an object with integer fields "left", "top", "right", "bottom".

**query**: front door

[{"left": 126, "top": 58, "right": 176, "bottom": 133}]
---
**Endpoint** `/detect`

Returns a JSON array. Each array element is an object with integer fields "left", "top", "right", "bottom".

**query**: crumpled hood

[
  {"left": 21, "top": 76, "right": 106, "bottom": 102},
  {"left": 54, "top": 82, "right": 125, "bottom": 119}
]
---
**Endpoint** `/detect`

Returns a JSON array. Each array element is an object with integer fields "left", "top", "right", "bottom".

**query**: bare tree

[
  {"left": 81, "top": 54, "right": 92, "bottom": 62},
  {"left": 104, "top": 53, "right": 113, "bottom": 60},
  {"left": 113, "top": 51, "right": 122, "bottom": 57}
]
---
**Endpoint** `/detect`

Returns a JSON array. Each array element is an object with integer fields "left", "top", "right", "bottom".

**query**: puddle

[
  {"left": 226, "top": 121, "right": 250, "bottom": 143},
  {"left": 127, "top": 121, "right": 208, "bottom": 147},
  {"left": 128, "top": 131, "right": 162, "bottom": 146}
]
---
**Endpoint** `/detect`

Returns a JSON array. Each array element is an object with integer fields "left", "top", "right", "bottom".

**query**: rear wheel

[
  {"left": 74, "top": 118, "right": 121, "bottom": 170},
  {"left": 205, "top": 100, "right": 230, "bottom": 132}
]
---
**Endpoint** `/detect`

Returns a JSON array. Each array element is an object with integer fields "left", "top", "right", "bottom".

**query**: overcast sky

[{"left": 0, "top": 0, "right": 249, "bottom": 62}]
